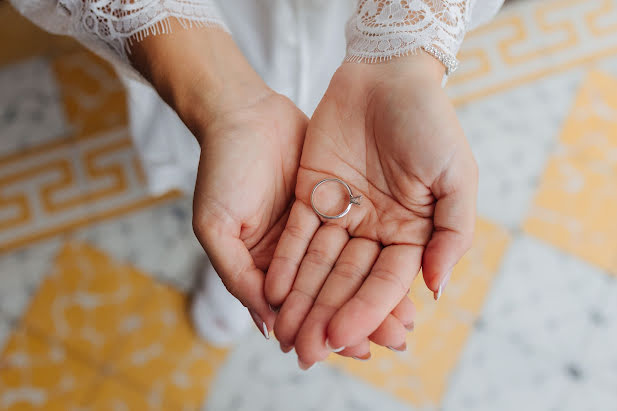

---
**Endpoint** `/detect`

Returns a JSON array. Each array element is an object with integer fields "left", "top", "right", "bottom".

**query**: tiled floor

[{"left": 1, "top": 0, "right": 617, "bottom": 410}]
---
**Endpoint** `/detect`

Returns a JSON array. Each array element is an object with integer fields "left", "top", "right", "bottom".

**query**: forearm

[{"left": 129, "top": 19, "right": 270, "bottom": 145}]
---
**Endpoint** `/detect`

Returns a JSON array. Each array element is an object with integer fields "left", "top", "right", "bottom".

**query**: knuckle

[
  {"left": 371, "top": 267, "right": 408, "bottom": 296},
  {"left": 285, "top": 224, "right": 309, "bottom": 243},
  {"left": 303, "top": 247, "right": 330, "bottom": 268},
  {"left": 332, "top": 261, "right": 365, "bottom": 282}
]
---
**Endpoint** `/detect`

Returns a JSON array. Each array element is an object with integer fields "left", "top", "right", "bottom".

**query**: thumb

[
  {"left": 194, "top": 214, "right": 275, "bottom": 339},
  {"left": 422, "top": 157, "right": 478, "bottom": 300}
]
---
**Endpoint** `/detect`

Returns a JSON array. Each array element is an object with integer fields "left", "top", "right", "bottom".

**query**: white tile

[
  {"left": 442, "top": 326, "right": 568, "bottom": 411},
  {"left": 458, "top": 71, "right": 583, "bottom": 229},
  {"left": 0, "top": 57, "right": 68, "bottom": 156},
  {"left": 480, "top": 235, "right": 611, "bottom": 359},
  {"left": 569, "top": 277, "right": 617, "bottom": 398},
  {"left": 206, "top": 332, "right": 415, "bottom": 411},
  {"left": 0, "top": 238, "right": 62, "bottom": 319}
]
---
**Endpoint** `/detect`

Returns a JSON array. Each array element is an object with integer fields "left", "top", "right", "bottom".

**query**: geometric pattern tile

[
  {"left": 327, "top": 218, "right": 511, "bottom": 408},
  {"left": 449, "top": 0, "right": 617, "bottom": 106},
  {"left": 524, "top": 71, "right": 617, "bottom": 274}
]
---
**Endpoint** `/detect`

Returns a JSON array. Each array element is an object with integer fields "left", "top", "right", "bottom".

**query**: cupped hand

[
  {"left": 192, "top": 87, "right": 308, "bottom": 338},
  {"left": 129, "top": 22, "right": 309, "bottom": 338},
  {"left": 265, "top": 53, "right": 478, "bottom": 367}
]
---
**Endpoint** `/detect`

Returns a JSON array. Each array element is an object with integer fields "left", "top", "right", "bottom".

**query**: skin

[
  {"left": 129, "top": 21, "right": 418, "bottom": 361},
  {"left": 265, "top": 54, "right": 478, "bottom": 367}
]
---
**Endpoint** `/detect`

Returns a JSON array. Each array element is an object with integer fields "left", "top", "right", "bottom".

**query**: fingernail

[
  {"left": 298, "top": 358, "right": 312, "bottom": 371},
  {"left": 353, "top": 352, "right": 371, "bottom": 361},
  {"left": 387, "top": 342, "right": 407, "bottom": 352},
  {"left": 280, "top": 343, "right": 293, "bottom": 353},
  {"left": 268, "top": 304, "right": 280, "bottom": 313},
  {"left": 325, "top": 338, "right": 346, "bottom": 353},
  {"left": 404, "top": 322, "right": 415, "bottom": 332},
  {"left": 434, "top": 269, "right": 452, "bottom": 301},
  {"left": 249, "top": 309, "right": 269, "bottom": 340}
]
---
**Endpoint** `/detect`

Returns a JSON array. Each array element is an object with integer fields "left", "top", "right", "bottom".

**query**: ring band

[{"left": 310, "top": 178, "right": 362, "bottom": 220}]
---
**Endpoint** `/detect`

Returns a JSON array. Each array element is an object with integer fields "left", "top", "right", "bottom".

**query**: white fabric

[{"left": 12, "top": 0, "right": 504, "bottom": 195}]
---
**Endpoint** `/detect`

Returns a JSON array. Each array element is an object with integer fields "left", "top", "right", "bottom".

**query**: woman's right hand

[{"left": 130, "top": 22, "right": 308, "bottom": 337}]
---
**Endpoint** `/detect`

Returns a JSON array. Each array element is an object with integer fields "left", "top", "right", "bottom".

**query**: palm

[{"left": 266, "top": 60, "right": 478, "bottom": 363}]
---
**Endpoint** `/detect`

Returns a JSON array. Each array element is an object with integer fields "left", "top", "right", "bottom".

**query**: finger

[
  {"left": 273, "top": 224, "right": 348, "bottom": 347},
  {"left": 195, "top": 219, "right": 274, "bottom": 339},
  {"left": 327, "top": 244, "right": 422, "bottom": 348},
  {"left": 294, "top": 238, "right": 380, "bottom": 364},
  {"left": 423, "top": 159, "right": 478, "bottom": 299},
  {"left": 368, "top": 294, "right": 415, "bottom": 348},
  {"left": 391, "top": 294, "right": 416, "bottom": 331},
  {"left": 335, "top": 339, "right": 371, "bottom": 361},
  {"left": 265, "top": 200, "right": 321, "bottom": 308},
  {"left": 298, "top": 339, "right": 372, "bottom": 370}
]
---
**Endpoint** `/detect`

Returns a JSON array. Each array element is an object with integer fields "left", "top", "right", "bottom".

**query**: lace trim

[
  {"left": 345, "top": 0, "right": 472, "bottom": 74},
  {"left": 59, "top": 0, "right": 228, "bottom": 63}
]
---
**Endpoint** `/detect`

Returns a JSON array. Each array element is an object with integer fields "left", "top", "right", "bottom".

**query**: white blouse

[{"left": 11, "top": 0, "right": 504, "bottom": 194}]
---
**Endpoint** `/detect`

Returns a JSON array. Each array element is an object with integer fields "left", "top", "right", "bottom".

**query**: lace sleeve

[
  {"left": 345, "top": 0, "right": 474, "bottom": 75},
  {"left": 11, "top": 0, "right": 228, "bottom": 78}
]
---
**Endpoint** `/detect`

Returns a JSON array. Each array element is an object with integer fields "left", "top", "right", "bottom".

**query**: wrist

[
  {"left": 129, "top": 18, "right": 271, "bottom": 145},
  {"left": 382, "top": 50, "right": 446, "bottom": 84}
]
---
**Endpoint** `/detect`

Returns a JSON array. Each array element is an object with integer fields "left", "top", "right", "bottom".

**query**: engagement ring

[{"left": 310, "top": 178, "right": 362, "bottom": 220}]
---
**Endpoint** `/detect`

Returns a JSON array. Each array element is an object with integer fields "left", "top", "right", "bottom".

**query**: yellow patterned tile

[
  {"left": 109, "top": 283, "right": 228, "bottom": 410},
  {"left": 51, "top": 51, "right": 127, "bottom": 138},
  {"left": 524, "top": 71, "right": 617, "bottom": 273},
  {"left": 78, "top": 378, "right": 172, "bottom": 411},
  {"left": 23, "top": 242, "right": 154, "bottom": 362},
  {"left": 0, "top": 329, "right": 96, "bottom": 411},
  {"left": 328, "top": 218, "right": 511, "bottom": 408}
]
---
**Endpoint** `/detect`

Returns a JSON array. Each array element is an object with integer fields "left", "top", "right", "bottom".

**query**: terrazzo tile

[
  {"left": 0, "top": 57, "right": 68, "bottom": 157},
  {"left": 0, "top": 238, "right": 62, "bottom": 319},
  {"left": 441, "top": 326, "right": 569, "bottom": 411},
  {"left": 205, "top": 332, "right": 416, "bottom": 411},
  {"left": 109, "top": 282, "right": 228, "bottom": 411},
  {"left": 480, "top": 235, "right": 611, "bottom": 360},
  {"left": 0, "top": 328, "right": 97, "bottom": 411},
  {"left": 458, "top": 70, "right": 583, "bottom": 229},
  {"left": 571, "top": 277, "right": 617, "bottom": 395},
  {"left": 73, "top": 197, "right": 198, "bottom": 289},
  {"left": 22, "top": 242, "right": 154, "bottom": 362}
]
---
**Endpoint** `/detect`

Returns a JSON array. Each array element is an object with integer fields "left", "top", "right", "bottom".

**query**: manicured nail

[
  {"left": 280, "top": 343, "right": 293, "bottom": 353},
  {"left": 434, "top": 269, "right": 452, "bottom": 301},
  {"left": 325, "top": 339, "right": 345, "bottom": 353},
  {"left": 298, "top": 358, "right": 312, "bottom": 371},
  {"left": 249, "top": 309, "right": 269, "bottom": 340},
  {"left": 353, "top": 352, "right": 371, "bottom": 361},
  {"left": 404, "top": 322, "right": 415, "bottom": 332},
  {"left": 387, "top": 342, "right": 407, "bottom": 352}
]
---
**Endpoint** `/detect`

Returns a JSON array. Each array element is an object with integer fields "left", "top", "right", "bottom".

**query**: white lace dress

[{"left": 11, "top": 0, "right": 504, "bottom": 194}]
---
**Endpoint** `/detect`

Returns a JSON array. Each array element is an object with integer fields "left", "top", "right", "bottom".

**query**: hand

[
  {"left": 265, "top": 53, "right": 478, "bottom": 367},
  {"left": 130, "top": 22, "right": 307, "bottom": 337}
]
